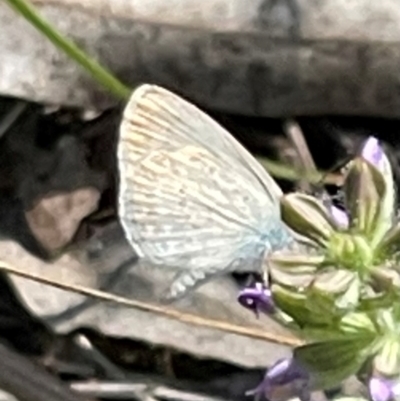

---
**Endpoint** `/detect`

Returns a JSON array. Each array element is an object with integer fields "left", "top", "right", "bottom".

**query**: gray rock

[
  {"left": 1, "top": 0, "right": 400, "bottom": 117},
  {"left": 5, "top": 223, "right": 296, "bottom": 368}
]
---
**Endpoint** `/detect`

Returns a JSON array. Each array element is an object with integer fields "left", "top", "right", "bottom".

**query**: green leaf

[
  {"left": 281, "top": 194, "right": 336, "bottom": 247},
  {"left": 300, "top": 327, "right": 352, "bottom": 342},
  {"left": 294, "top": 337, "right": 374, "bottom": 390}
]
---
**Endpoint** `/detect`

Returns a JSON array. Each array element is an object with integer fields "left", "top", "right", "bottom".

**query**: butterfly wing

[{"left": 117, "top": 84, "right": 292, "bottom": 297}]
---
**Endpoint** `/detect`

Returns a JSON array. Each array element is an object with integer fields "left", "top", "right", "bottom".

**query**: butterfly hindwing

[{"left": 117, "top": 85, "right": 292, "bottom": 297}]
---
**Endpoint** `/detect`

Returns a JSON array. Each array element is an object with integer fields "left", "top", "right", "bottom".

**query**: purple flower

[
  {"left": 361, "top": 136, "right": 384, "bottom": 171},
  {"left": 246, "top": 358, "right": 311, "bottom": 401},
  {"left": 369, "top": 376, "right": 400, "bottom": 401},
  {"left": 330, "top": 205, "right": 349, "bottom": 230},
  {"left": 237, "top": 282, "right": 275, "bottom": 317}
]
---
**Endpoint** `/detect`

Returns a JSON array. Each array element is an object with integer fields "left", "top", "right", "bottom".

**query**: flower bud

[
  {"left": 271, "top": 284, "right": 333, "bottom": 327},
  {"left": 374, "top": 337, "right": 400, "bottom": 377},
  {"left": 328, "top": 233, "right": 373, "bottom": 272},
  {"left": 344, "top": 158, "right": 382, "bottom": 237},
  {"left": 309, "top": 269, "right": 360, "bottom": 312},
  {"left": 344, "top": 137, "right": 396, "bottom": 245},
  {"left": 268, "top": 252, "right": 323, "bottom": 289},
  {"left": 281, "top": 193, "right": 336, "bottom": 247}
]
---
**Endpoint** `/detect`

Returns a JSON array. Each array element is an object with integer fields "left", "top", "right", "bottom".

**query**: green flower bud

[
  {"left": 267, "top": 252, "right": 323, "bottom": 289},
  {"left": 309, "top": 269, "right": 360, "bottom": 312},
  {"left": 370, "top": 309, "right": 400, "bottom": 377},
  {"left": 344, "top": 158, "right": 383, "bottom": 236},
  {"left": 344, "top": 147, "right": 395, "bottom": 247},
  {"left": 271, "top": 284, "right": 334, "bottom": 327},
  {"left": 374, "top": 338, "right": 400, "bottom": 377},
  {"left": 281, "top": 193, "right": 336, "bottom": 247}
]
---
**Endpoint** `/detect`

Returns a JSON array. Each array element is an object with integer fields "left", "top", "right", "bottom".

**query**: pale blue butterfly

[{"left": 117, "top": 84, "right": 294, "bottom": 300}]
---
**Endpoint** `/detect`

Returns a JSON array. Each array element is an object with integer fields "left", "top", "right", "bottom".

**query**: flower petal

[
  {"left": 237, "top": 282, "right": 275, "bottom": 317},
  {"left": 330, "top": 205, "right": 350, "bottom": 230},
  {"left": 246, "top": 358, "right": 311, "bottom": 401},
  {"left": 361, "top": 137, "right": 385, "bottom": 171},
  {"left": 369, "top": 377, "right": 393, "bottom": 401}
]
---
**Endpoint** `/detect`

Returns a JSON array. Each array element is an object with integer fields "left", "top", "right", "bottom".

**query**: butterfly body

[{"left": 117, "top": 84, "right": 294, "bottom": 300}]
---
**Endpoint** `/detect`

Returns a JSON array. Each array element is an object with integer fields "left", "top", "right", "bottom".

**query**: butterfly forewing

[{"left": 118, "top": 85, "right": 292, "bottom": 296}]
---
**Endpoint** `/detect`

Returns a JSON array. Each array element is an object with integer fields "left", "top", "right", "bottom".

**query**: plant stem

[
  {"left": 256, "top": 157, "right": 343, "bottom": 186},
  {"left": 4, "top": 0, "right": 131, "bottom": 100}
]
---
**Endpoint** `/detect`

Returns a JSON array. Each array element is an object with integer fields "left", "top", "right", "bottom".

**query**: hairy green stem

[{"left": 4, "top": 0, "right": 131, "bottom": 100}]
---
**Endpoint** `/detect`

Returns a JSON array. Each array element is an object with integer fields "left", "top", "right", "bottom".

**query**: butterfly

[{"left": 117, "top": 84, "right": 294, "bottom": 300}]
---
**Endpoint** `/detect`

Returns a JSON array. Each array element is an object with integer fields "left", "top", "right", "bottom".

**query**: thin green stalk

[
  {"left": 4, "top": 0, "right": 131, "bottom": 100},
  {"left": 256, "top": 156, "right": 342, "bottom": 186}
]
